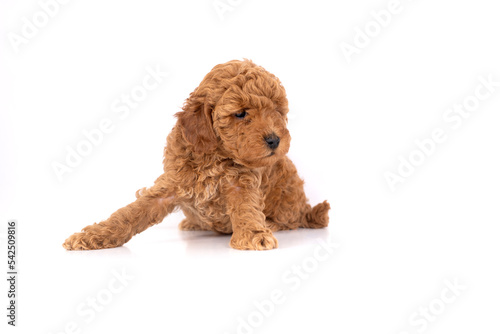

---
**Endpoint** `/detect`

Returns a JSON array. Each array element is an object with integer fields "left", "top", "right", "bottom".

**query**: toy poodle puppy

[{"left": 63, "top": 59, "right": 330, "bottom": 251}]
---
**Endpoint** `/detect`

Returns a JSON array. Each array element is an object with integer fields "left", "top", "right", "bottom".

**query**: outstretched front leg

[
  {"left": 63, "top": 174, "right": 176, "bottom": 250},
  {"left": 224, "top": 173, "right": 278, "bottom": 251}
]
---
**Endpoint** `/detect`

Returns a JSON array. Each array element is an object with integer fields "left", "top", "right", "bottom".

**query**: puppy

[{"left": 63, "top": 59, "right": 330, "bottom": 251}]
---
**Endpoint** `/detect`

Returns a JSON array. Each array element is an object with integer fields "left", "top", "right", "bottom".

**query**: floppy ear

[{"left": 175, "top": 95, "right": 217, "bottom": 154}]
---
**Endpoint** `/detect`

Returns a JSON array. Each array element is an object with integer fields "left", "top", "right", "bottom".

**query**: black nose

[{"left": 264, "top": 134, "right": 280, "bottom": 150}]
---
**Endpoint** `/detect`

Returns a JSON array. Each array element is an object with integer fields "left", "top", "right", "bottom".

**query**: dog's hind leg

[
  {"left": 63, "top": 174, "right": 176, "bottom": 250},
  {"left": 266, "top": 201, "right": 331, "bottom": 231},
  {"left": 300, "top": 201, "right": 330, "bottom": 229},
  {"left": 263, "top": 157, "right": 330, "bottom": 231}
]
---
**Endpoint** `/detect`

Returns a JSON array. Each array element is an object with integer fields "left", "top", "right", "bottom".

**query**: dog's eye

[{"left": 235, "top": 110, "right": 247, "bottom": 119}]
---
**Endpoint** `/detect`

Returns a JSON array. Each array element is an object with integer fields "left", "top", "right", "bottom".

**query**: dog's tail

[{"left": 303, "top": 201, "right": 331, "bottom": 228}]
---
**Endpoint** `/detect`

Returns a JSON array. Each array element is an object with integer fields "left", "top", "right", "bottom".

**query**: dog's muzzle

[{"left": 264, "top": 133, "right": 280, "bottom": 150}]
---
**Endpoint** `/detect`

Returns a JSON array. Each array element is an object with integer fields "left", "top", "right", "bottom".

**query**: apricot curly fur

[{"left": 63, "top": 59, "right": 330, "bottom": 251}]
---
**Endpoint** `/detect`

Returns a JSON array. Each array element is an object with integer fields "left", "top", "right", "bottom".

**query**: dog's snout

[{"left": 264, "top": 134, "right": 280, "bottom": 150}]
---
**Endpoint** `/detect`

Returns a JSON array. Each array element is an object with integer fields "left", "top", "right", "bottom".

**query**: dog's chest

[
  {"left": 179, "top": 160, "right": 231, "bottom": 222},
  {"left": 193, "top": 171, "right": 221, "bottom": 204}
]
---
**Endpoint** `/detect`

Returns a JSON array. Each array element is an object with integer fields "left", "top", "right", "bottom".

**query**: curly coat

[{"left": 63, "top": 59, "right": 330, "bottom": 251}]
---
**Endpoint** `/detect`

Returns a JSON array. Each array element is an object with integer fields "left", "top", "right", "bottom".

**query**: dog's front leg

[
  {"left": 63, "top": 174, "right": 176, "bottom": 250},
  {"left": 224, "top": 175, "right": 278, "bottom": 250}
]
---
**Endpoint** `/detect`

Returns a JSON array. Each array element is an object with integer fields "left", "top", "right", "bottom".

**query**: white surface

[{"left": 1, "top": 0, "right": 500, "bottom": 333}]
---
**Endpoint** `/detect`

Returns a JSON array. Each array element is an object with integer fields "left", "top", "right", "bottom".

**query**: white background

[{"left": 1, "top": 0, "right": 500, "bottom": 333}]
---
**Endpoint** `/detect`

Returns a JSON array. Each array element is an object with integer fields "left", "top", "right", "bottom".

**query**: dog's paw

[
  {"left": 62, "top": 227, "right": 124, "bottom": 251},
  {"left": 63, "top": 232, "right": 91, "bottom": 250},
  {"left": 230, "top": 228, "right": 278, "bottom": 251},
  {"left": 305, "top": 201, "right": 331, "bottom": 228}
]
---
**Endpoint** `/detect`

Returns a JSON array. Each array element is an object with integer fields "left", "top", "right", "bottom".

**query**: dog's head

[{"left": 176, "top": 59, "right": 291, "bottom": 168}]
